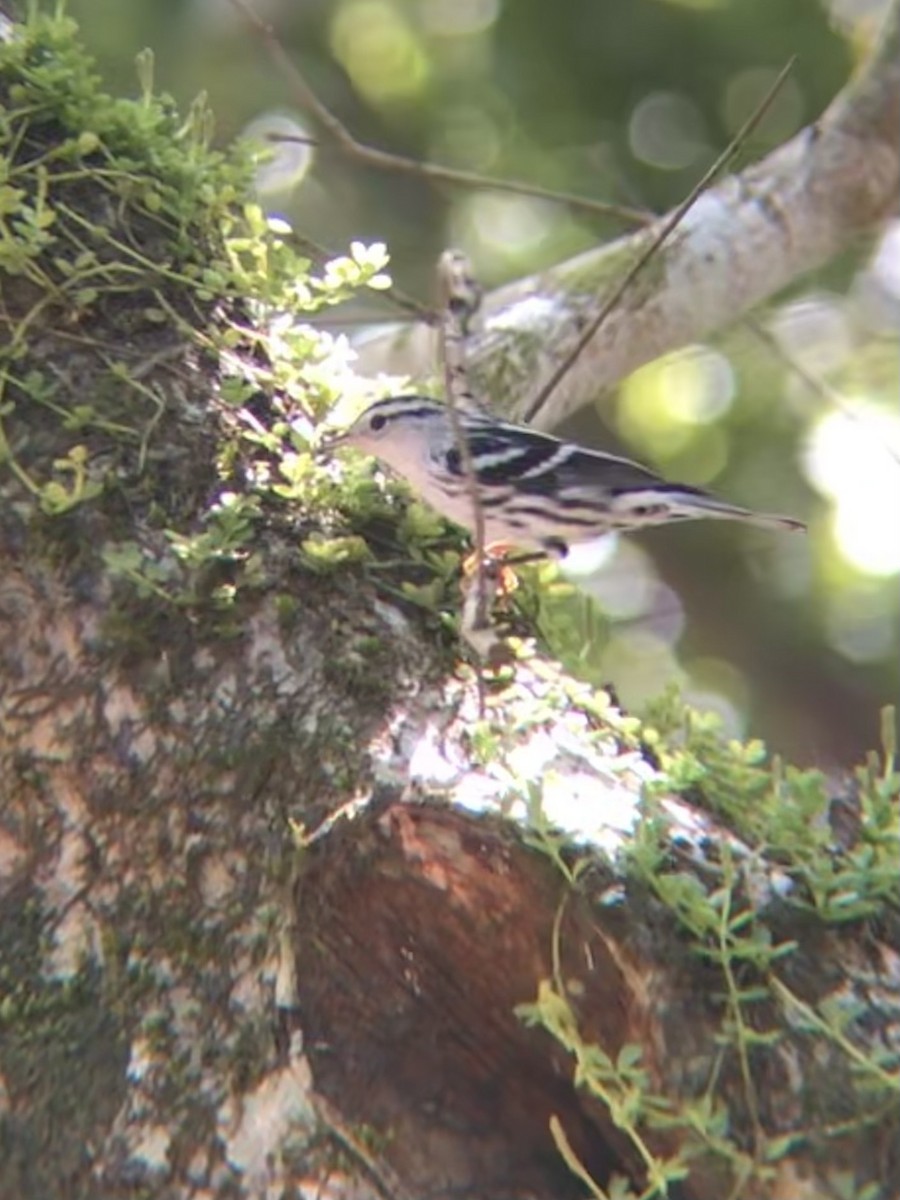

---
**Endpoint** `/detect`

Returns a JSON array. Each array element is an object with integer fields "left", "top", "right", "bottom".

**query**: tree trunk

[{"left": 1, "top": 12, "right": 898, "bottom": 1200}]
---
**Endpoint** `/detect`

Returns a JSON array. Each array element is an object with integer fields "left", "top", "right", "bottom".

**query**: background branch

[
  {"left": 228, "top": 0, "right": 650, "bottom": 228},
  {"left": 356, "top": 0, "right": 900, "bottom": 431}
]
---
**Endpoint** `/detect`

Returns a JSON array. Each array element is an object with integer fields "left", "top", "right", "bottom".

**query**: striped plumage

[{"left": 331, "top": 396, "right": 805, "bottom": 557}]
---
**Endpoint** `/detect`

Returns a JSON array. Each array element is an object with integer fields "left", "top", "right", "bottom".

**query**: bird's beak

[{"left": 316, "top": 428, "right": 347, "bottom": 456}]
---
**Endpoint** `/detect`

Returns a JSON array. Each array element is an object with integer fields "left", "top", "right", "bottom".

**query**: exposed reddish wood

[
  {"left": 293, "top": 801, "right": 676, "bottom": 1198},
  {"left": 291, "top": 800, "right": 900, "bottom": 1200}
]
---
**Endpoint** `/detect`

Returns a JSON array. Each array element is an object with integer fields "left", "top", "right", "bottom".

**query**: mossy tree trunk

[{"left": 1, "top": 12, "right": 898, "bottom": 1200}]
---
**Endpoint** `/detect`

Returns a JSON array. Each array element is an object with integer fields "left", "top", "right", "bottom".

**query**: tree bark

[{"left": 1, "top": 11, "right": 898, "bottom": 1200}]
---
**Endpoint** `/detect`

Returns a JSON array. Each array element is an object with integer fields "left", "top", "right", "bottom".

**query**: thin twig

[
  {"left": 436, "top": 249, "right": 484, "bottom": 414},
  {"left": 227, "top": 0, "right": 651, "bottom": 227},
  {"left": 437, "top": 251, "right": 490, "bottom": 643},
  {"left": 523, "top": 57, "right": 798, "bottom": 424}
]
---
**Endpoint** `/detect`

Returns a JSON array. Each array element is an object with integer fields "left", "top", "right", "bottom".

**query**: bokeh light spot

[
  {"left": 628, "top": 91, "right": 708, "bottom": 170},
  {"left": 560, "top": 534, "right": 619, "bottom": 578},
  {"left": 430, "top": 105, "right": 501, "bottom": 171},
  {"left": 420, "top": 0, "right": 500, "bottom": 37},
  {"left": 331, "top": 1, "right": 429, "bottom": 103},
  {"left": 654, "top": 0, "right": 726, "bottom": 7},
  {"left": 826, "top": 584, "right": 898, "bottom": 663},
  {"left": 770, "top": 295, "right": 851, "bottom": 376},
  {"left": 684, "top": 656, "right": 750, "bottom": 739},
  {"left": 803, "top": 403, "right": 900, "bottom": 576},
  {"left": 657, "top": 428, "right": 730, "bottom": 487},
  {"left": 832, "top": 495, "right": 900, "bottom": 576},
  {"left": 581, "top": 540, "right": 660, "bottom": 621},
  {"left": 242, "top": 112, "right": 313, "bottom": 195},
  {"left": 617, "top": 346, "right": 734, "bottom": 464},
  {"left": 871, "top": 220, "right": 900, "bottom": 300},
  {"left": 576, "top": 540, "right": 687, "bottom": 647},
  {"left": 451, "top": 193, "right": 554, "bottom": 266},
  {"left": 682, "top": 689, "right": 745, "bottom": 738},
  {"left": 660, "top": 346, "right": 735, "bottom": 425},
  {"left": 747, "top": 533, "right": 812, "bottom": 599},
  {"left": 857, "top": 220, "right": 900, "bottom": 331}
]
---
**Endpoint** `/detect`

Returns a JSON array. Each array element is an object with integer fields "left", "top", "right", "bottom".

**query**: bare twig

[
  {"left": 436, "top": 249, "right": 484, "bottom": 415},
  {"left": 437, "top": 251, "right": 491, "bottom": 646},
  {"left": 226, "top": 0, "right": 651, "bottom": 227},
  {"left": 523, "top": 57, "right": 797, "bottom": 423}
]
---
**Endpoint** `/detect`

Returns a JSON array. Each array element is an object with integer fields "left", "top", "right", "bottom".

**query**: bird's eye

[{"left": 369, "top": 414, "right": 387, "bottom": 432}]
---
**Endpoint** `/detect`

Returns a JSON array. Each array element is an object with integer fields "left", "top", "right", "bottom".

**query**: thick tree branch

[{"left": 358, "top": 0, "right": 900, "bottom": 430}]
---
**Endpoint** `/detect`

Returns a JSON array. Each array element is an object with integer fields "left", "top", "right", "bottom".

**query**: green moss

[
  {"left": 0, "top": 10, "right": 553, "bottom": 670},
  {"left": 0, "top": 9, "right": 426, "bottom": 644},
  {"left": 636, "top": 690, "right": 900, "bottom": 920},
  {"left": 504, "top": 689, "right": 900, "bottom": 1198},
  {"left": 471, "top": 322, "right": 550, "bottom": 405}
]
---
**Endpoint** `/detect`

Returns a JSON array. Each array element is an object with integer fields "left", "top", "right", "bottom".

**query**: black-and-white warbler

[{"left": 330, "top": 395, "right": 805, "bottom": 557}]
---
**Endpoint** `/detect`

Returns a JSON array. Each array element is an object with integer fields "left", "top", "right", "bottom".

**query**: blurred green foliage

[{"left": 62, "top": 0, "right": 899, "bottom": 762}]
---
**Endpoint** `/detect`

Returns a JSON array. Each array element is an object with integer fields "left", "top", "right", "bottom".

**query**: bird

[{"left": 328, "top": 395, "right": 805, "bottom": 558}]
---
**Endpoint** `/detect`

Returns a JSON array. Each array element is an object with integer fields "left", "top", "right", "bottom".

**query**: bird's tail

[{"left": 613, "top": 488, "right": 806, "bottom": 532}]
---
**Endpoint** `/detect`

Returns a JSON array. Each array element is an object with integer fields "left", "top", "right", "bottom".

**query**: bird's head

[{"left": 325, "top": 395, "right": 447, "bottom": 473}]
